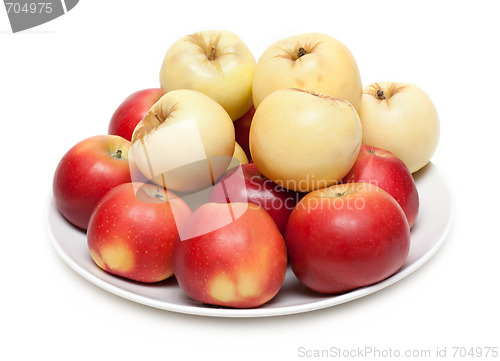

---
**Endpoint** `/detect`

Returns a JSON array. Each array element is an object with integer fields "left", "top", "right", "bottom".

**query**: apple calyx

[
  {"left": 153, "top": 187, "right": 167, "bottom": 201},
  {"left": 376, "top": 88, "right": 386, "bottom": 100},
  {"left": 132, "top": 104, "right": 179, "bottom": 143},
  {"left": 294, "top": 41, "right": 319, "bottom": 60},
  {"left": 282, "top": 41, "right": 319, "bottom": 61},
  {"left": 366, "top": 83, "right": 410, "bottom": 102},
  {"left": 320, "top": 187, "right": 352, "bottom": 199},
  {"left": 111, "top": 149, "right": 123, "bottom": 159}
]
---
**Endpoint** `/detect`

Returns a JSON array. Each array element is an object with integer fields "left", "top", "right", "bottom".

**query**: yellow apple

[
  {"left": 359, "top": 81, "right": 440, "bottom": 173},
  {"left": 159, "top": 30, "right": 256, "bottom": 120},
  {"left": 233, "top": 142, "right": 249, "bottom": 166},
  {"left": 252, "top": 32, "right": 362, "bottom": 110},
  {"left": 250, "top": 88, "right": 362, "bottom": 192},
  {"left": 130, "top": 89, "right": 235, "bottom": 192},
  {"left": 225, "top": 142, "right": 249, "bottom": 171}
]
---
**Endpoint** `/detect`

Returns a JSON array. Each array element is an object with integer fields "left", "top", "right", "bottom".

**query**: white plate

[{"left": 45, "top": 162, "right": 454, "bottom": 318}]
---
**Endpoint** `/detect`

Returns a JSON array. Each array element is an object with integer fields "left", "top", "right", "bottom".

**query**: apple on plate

[
  {"left": 87, "top": 182, "right": 192, "bottom": 283},
  {"left": 210, "top": 163, "right": 299, "bottom": 236},
  {"left": 343, "top": 144, "right": 419, "bottom": 228},
  {"left": 250, "top": 88, "right": 362, "bottom": 192},
  {"left": 359, "top": 81, "right": 440, "bottom": 173},
  {"left": 172, "top": 202, "right": 288, "bottom": 308},
  {"left": 129, "top": 89, "right": 235, "bottom": 193},
  {"left": 53, "top": 135, "right": 132, "bottom": 230},
  {"left": 252, "top": 32, "right": 362, "bottom": 110},
  {"left": 159, "top": 30, "right": 256, "bottom": 120},
  {"left": 230, "top": 142, "right": 249, "bottom": 169},
  {"left": 233, "top": 105, "right": 255, "bottom": 161},
  {"left": 108, "top": 88, "right": 164, "bottom": 141},
  {"left": 285, "top": 182, "right": 411, "bottom": 294}
]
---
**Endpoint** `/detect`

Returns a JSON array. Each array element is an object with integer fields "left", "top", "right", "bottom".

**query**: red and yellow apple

[
  {"left": 250, "top": 88, "right": 362, "bottom": 192},
  {"left": 159, "top": 30, "right": 256, "bottom": 120},
  {"left": 52, "top": 135, "right": 132, "bottom": 230},
  {"left": 172, "top": 202, "right": 287, "bottom": 308},
  {"left": 252, "top": 32, "right": 362, "bottom": 109},
  {"left": 359, "top": 81, "right": 440, "bottom": 173},
  {"left": 210, "top": 163, "right": 299, "bottom": 235},
  {"left": 87, "top": 182, "right": 192, "bottom": 283},
  {"left": 129, "top": 89, "right": 235, "bottom": 192},
  {"left": 108, "top": 88, "right": 164, "bottom": 141},
  {"left": 343, "top": 144, "right": 419, "bottom": 228},
  {"left": 285, "top": 182, "right": 411, "bottom": 294}
]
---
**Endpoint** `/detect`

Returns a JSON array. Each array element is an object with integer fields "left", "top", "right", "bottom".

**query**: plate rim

[{"left": 45, "top": 164, "right": 455, "bottom": 318}]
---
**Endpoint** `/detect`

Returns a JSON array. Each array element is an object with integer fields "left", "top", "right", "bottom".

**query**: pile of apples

[{"left": 52, "top": 30, "right": 440, "bottom": 308}]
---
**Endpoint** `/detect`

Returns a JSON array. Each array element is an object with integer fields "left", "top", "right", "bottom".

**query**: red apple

[
  {"left": 343, "top": 144, "right": 419, "bottom": 228},
  {"left": 53, "top": 135, "right": 132, "bottom": 230},
  {"left": 209, "top": 163, "right": 299, "bottom": 235},
  {"left": 108, "top": 88, "right": 164, "bottom": 141},
  {"left": 285, "top": 182, "right": 410, "bottom": 294},
  {"left": 233, "top": 105, "right": 255, "bottom": 161},
  {"left": 172, "top": 202, "right": 288, "bottom": 308},
  {"left": 87, "top": 182, "right": 192, "bottom": 283}
]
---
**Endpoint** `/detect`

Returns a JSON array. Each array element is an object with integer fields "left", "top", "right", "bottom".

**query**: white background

[{"left": 1, "top": 1, "right": 498, "bottom": 360}]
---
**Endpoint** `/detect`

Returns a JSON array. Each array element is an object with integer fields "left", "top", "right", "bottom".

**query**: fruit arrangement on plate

[{"left": 52, "top": 30, "right": 440, "bottom": 309}]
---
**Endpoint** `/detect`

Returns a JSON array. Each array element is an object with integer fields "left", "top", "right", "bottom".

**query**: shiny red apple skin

[
  {"left": 108, "top": 88, "right": 164, "bottom": 141},
  {"left": 87, "top": 182, "right": 192, "bottom": 283},
  {"left": 209, "top": 163, "right": 299, "bottom": 235},
  {"left": 343, "top": 144, "right": 419, "bottom": 228},
  {"left": 172, "top": 202, "right": 288, "bottom": 308},
  {"left": 285, "top": 182, "right": 411, "bottom": 294},
  {"left": 52, "top": 135, "right": 132, "bottom": 230},
  {"left": 233, "top": 105, "right": 255, "bottom": 161}
]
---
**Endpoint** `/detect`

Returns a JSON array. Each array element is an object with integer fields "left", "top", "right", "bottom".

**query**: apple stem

[
  {"left": 208, "top": 46, "right": 216, "bottom": 61},
  {"left": 297, "top": 47, "right": 307, "bottom": 58},
  {"left": 376, "top": 88, "right": 386, "bottom": 100},
  {"left": 369, "top": 149, "right": 375, "bottom": 154},
  {"left": 154, "top": 113, "right": 163, "bottom": 123},
  {"left": 334, "top": 191, "right": 346, "bottom": 197}
]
